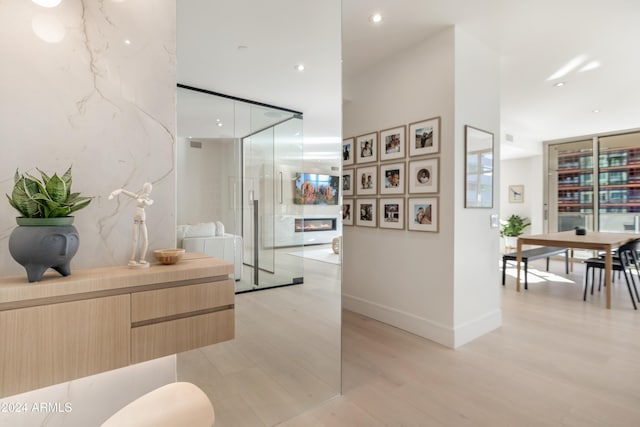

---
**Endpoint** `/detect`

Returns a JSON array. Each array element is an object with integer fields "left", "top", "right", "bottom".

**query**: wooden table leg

[
  {"left": 605, "top": 245, "right": 612, "bottom": 309},
  {"left": 516, "top": 238, "right": 523, "bottom": 292}
]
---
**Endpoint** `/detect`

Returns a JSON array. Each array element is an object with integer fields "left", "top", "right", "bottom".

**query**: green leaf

[
  {"left": 11, "top": 177, "right": 40, "bottom": 217},
  {"left": 69, "top": 198, "right": 91, "bottom": 213},
  {"left": 37, "top": 168, "right": 51, "bottom": 184},
  {"left": 7, "top": 166, "right": 90, "bottom": 218},
  {"left": 45, "top": 174, "right": 67, "bottom": 204}
]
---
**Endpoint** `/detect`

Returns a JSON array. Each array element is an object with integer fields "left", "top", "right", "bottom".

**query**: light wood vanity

[{"left": 0, "top": 253, "right": 234, "bottom": 398}]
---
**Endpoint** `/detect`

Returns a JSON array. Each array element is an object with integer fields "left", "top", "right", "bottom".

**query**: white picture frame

[
  {"left": 379, "top": 162, "right": 405, "bottom": 195},
  {"left": 408, "top": 197, "right": 439, "bottom": 232},
  {"left": 408, "top": 158, "right": 439, "bottom": 194},
  {"left": 356, "top": 198, "right": 377, "bottom": 227},
  {"left": 380, "top": 125, "right": 406, "bottom": 161},
  {"left": 409, "top": 117, "right": 440, "bottom": 157},
  {"left": 379, "top": 198, "right": 404, "bottom": 230},
  {"left": 356, "top": 132, "right": 378, "bottom": 164},
  {"left": 356, "top": 166, "right": 378, "bottom": 196}
]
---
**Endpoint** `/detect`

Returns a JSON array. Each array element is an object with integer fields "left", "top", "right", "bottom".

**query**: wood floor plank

[{"left": 180, "top": 253, "right": 640, "bottom": 427}]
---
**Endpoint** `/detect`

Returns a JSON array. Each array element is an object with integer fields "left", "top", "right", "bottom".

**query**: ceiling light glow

[
  {"left": 32, "top": 0, "right": 62, "bottom": 7},
  {"left": 553, "top": 82, "right": 566, "bottom": 87},
  {"left": 32, "top": 15, "right": 65, "bottom": 43},
  {"left": 295, "top": 64, "right": 305, "bottom": 72},
  {"left": 592, "top": 109, "right": 600, "bottom": 113},
  {"left": 370, "top": 13, "right": 382, "bottom": 23},
  {"left": 579, "top": 61, "right": 601, "bottom": 72},
  {"left": 547, "top": 54, "right": 587, "bottom": 81}
]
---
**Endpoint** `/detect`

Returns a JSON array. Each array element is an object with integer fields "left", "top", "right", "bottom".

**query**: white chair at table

[{"left": 101, "top": 382, "right": 215, "bottom": 427}]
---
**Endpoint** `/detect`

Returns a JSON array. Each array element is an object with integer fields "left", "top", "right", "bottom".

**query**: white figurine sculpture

[{"left": 109, "top": 182, "right": 154, "bottom": 268}]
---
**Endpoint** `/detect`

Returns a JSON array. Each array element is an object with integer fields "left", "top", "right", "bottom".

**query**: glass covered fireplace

[{"left": 295, "top": 218, "right": 337, "bottom": 232}]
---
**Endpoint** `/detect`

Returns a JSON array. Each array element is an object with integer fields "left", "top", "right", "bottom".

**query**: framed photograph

[
  {"left": 408, "top": 158, "right": 439, "bottom": 194},
  {"left": 356, "top": 132, "right": 378, "bottom": 164},
  {"left": 379, "top": 198, "right": 404, "bottom": 230},
  {"left": 409, "top": 117, "right": 440, "bottom": 157},
  {"left": 408, "top": 197, "right": 439, "bottom": 232},
  {"left": 379, "top": 162, "right": 405, "bottom": 195},
  {"left": 356, "top": 166, "right": 377, "bottom": 196},
  {"left": 509, "top": 185, "right": 524, "bottom": 203},
  {"left": 356, "top": 198, "right": 377, "bottom": 227},
  {"left": 380, "top": 125, "right": 406, "bottom": 161},
  {"left": 342, "top": 169, "right": 354, "bottom": 196},
  {"left": 342, "top": 137, "right": 354, "bottom": 166},
  {"left": 342, "top": 199, "right": 354, "bottom": 226}
]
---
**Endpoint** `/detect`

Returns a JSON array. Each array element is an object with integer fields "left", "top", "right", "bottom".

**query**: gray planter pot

[{"left": 9, "top": 217, "right": 79, "bottom": 282}]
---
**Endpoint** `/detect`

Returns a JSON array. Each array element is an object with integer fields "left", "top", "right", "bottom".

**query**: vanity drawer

[
  {"left": 131, "top": 279, "right": 234, "bottom": 322},
  {"left": 130, "top": 308, "right": 234, "bottom": 363}
]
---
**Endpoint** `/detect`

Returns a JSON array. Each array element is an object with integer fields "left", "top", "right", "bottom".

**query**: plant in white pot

[
  {"left": 500, "top": 214, "right": 531, "bottom": 251},
  {"left": 6, "top": 166, "right": 92, "bottom": 282}
]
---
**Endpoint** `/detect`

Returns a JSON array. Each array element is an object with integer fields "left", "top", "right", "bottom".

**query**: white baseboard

[
  {"left": 342, "top": 294, "right": 455, "bottom": 348},
  {"left": 342, "top": 294, "right": 502, "bottom": 349},
  {"left": 453, "top": 309, "right": 502, "bottom": 348}
]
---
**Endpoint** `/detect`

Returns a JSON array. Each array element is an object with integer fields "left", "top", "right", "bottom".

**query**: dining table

[{"left": 515, "top": 230, "right": 639, "bottom": 309}]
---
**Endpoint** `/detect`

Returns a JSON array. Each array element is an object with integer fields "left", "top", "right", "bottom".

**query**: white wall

[
  {"left": 343, "top": 28, "right": 457, "bottom": 345},
  {"left": 452, "top": 28, "right": 502, "bottom": 346},
  {"left": 500, "top": 155, "right": 544, "bottom": 236},
  {"left": 343, "top": 26, "right": 501, "bottom": 348},
  {"left": 177, "top": 137, "right": 240, "bottom": 234},
  {"left": 0, "top": 1, "right": 176, "bottom": 424}
]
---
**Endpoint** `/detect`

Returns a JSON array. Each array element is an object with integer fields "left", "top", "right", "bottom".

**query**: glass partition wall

[{"left": 177, "top": 85, "right": 304, "bottom": 292}]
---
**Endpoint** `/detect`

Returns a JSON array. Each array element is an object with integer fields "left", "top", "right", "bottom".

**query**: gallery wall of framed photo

[{"left": 342, "top": 116, "right": 441, "bottom": 233}]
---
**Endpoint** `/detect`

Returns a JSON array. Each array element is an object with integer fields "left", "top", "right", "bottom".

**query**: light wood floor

[
  {"left": 177, "top": 245, "right": 342, "bottom": 427},
  {"left": 279, "top": 258, "right": 640, "bottom": 427},
  {"left": 180, "top": 255, "right": 640, "bottom": 426}
]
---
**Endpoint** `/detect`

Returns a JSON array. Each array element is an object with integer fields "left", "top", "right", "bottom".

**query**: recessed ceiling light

[
  {"left": 370, "top": 13, "right": 382, "bottom": 23},
  {"left": 217, "top": 122, "right": 223, "bottom": 127},
  {"left": 124, "top": 39, "right": 131, "bottom": 45},
  {"left": 295, "top": 64, "right": 305, "bottom": 72},
  {"left": 592, "top": 109, "right": 600, "bottom": 113},
  {"left": 553, "top": 82, "right": 566, "bottom": 87}
]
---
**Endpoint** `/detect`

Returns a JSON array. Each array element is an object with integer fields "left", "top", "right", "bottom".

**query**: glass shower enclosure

[{"left": 177, "top": 84, "right": 304, "bottom": 292}]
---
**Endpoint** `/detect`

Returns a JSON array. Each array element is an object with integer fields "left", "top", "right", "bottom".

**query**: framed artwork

[
  {"left": 342, "top": 137, "right": 354, "bottom": 166},
  {"left": 356, "top": 132, "right": 378, "bottom": 164},
  {"left": 509, "top": 185, "right": 524, "bottom": 203},
  {"left": 409, "top": 116, "right": 440, "bottom": 157},
  {"left": 379, "top": 198, "right": 404, "bottom": 230},
  {"left": 380, "top": 125, "right": 406, "bottom": 161},
  {"left": 408, "top": 158, "right": 439, "bottom": 194},
  {"left": 356, "top": 165, "right": 377, "bottom": 196},
  {"left": 379, "top": 162, "right": 405, "bottom": 195},
  {"left": 356, "top": 198, "right": 377, "bottom": 227},
  {"left": 342, "top": 199, "right": 354, "bottom": 226},
  {"left": 408, "top": 197, "right": 439, "bottom": 232},
  {"left": 342, "top": 169, "right": 354, "bottom": 196}
]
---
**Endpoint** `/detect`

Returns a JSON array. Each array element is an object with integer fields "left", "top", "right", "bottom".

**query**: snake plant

[{"left": 6, "top": 166, "right": 91, "bottom": 218}]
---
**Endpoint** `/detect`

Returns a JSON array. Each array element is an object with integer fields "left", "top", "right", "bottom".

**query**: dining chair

[{"left": 583, "top": 238, "right": 640, "bottom": 310}]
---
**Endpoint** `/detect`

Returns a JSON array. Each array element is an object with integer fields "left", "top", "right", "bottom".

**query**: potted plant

[
  {"left": 500, "top": 214, "right": 531, "bottom": 250},
  {"left": 6, "top": 166, "right": 92, "bottom": 282}
]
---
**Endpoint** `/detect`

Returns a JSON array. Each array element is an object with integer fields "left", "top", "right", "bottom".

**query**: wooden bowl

[{"left": 153, "top": 248, "right": 185, "bottom": 265}]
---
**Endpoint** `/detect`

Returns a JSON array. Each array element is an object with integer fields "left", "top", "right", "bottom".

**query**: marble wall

[
  {"left": 0, "top": 1, "right": 176, "bottom": 424},
  {"left": 0, "top": 0, "right": 176, "bottom": 274}
]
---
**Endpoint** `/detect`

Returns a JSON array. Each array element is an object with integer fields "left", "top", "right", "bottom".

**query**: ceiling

[
  {"left": 342, "top": 0, "right": 640, "bottom": 159},
  {"left": 178, "top": 0, "right": 640, "bottom": 160}
]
